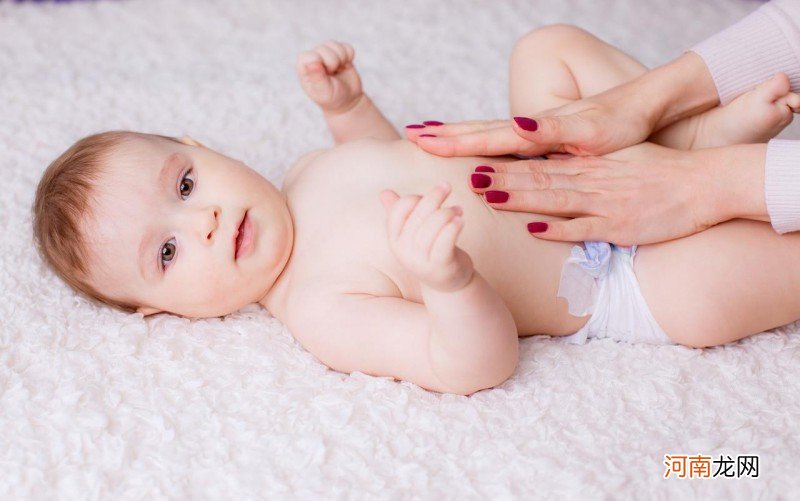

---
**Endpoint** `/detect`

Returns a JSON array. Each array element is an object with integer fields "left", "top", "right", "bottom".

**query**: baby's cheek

[
  {"left": 198, "top": 268, "right": 235, "bottom": 303},
  {"left": 175, "top": 266, "right": 227, "bottom": 310}
]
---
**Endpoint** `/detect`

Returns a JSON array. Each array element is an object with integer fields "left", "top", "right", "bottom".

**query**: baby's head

[{"left": 33, "top": 131, "right": 293, "bottom": 318}]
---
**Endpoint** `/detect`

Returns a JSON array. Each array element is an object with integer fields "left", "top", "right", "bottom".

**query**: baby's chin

[{"left": 146, "top": 297, "right": 258, "bottom": 319}]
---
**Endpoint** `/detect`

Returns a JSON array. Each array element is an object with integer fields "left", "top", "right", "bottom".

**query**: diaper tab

[{"left": 557, "top": 241, "right": 612, "bottom": 316}]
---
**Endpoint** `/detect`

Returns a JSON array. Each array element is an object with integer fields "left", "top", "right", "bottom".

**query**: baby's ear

[
  {"left": 137, "top": 305, "right": 161, "bottom": 316},
  {"left": 178, "top": 135, "right": 205, "bottom": 148}
]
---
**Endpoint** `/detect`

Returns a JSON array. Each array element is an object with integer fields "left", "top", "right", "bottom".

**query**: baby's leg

[
  {"left": 635, "top": 219, "right": 800, "bottom": 347},
  {"left": 509, "top": 25, "right": 797, "bottom": 150},
  {"left": 509, "top": 25, "right": 646, "bottom": 115},
  {"left": 652, "top": 74, "right": 800, "bottom": 149}
]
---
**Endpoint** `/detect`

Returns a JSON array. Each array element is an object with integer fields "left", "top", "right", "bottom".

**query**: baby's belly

[
  {"left": 400, "top": 151, "right": 589, "bottom": 335},
  {"left": 287, "top": 139, "right": 590, "bottom": 336}
]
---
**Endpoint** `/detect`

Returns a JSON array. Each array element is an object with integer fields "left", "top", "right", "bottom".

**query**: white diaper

[{"left": 557, "top": 241, "right": 676, "bottom": 345}]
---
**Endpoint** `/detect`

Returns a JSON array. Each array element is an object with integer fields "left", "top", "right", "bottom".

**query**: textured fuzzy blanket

[{"left": 1, "top": 0, "right": 797, "bottom": 498}]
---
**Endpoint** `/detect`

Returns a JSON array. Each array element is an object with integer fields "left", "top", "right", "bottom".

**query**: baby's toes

[
  {"left": 757, "top": 73, "right": 792, "bottom": 104},
  {"left": 780, "top": 92, "right": 800, "bottom": 113}
]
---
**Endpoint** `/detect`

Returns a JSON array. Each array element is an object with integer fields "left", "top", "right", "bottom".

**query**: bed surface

[{"left": 1, "top": 0, "right": 797, "bottom": 497}]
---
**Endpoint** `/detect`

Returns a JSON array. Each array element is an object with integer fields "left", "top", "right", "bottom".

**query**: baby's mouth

[{"left": 234, "top": 210, "right": 251, "bottom": 260}]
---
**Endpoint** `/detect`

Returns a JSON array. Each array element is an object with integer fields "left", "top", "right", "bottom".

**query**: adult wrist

[
  {"left": 764, "top": 140, "right": 800, "bottom": 234},
  {"left": 648, "top": 52, "right": 719, "bottom": 131},
  {"left": 697, "top": 144, "right": 769, "bottom": 225}
]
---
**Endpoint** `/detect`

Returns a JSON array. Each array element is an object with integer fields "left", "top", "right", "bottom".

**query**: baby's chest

[{"left": 301, "top": 211, "right": 462, "bottom": 311}]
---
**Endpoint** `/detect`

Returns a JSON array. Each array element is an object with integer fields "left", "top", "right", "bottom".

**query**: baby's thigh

[
  {"left": 634, "top": 219, "right": 800, "bottom": 347},
  {"left": 509, "top": 25, "right": 647, "bottom": 115}
]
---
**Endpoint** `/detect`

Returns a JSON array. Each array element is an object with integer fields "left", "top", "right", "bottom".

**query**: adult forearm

[
  {"left": 645, "top": 52, "right": 720, "bottom": 132},
  {"left": 691, "top": 0, "right": 800, "bottom": 106},
  {"left": 422, "top": 272, "right": 519, "bottom": 394}
]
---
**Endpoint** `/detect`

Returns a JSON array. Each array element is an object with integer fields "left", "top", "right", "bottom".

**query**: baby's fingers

[
  {"left": 314, "top": 44, "right": 342, "bottom": 73},
  {"left": 405, "top": 182, "right": 452, "bottom": 230},
  {"left": 383, "top": 192, "right": 421, "bottom": 241},
  {"left": 430, "top": 216, "right": 465, "bottom": 263},
  {"left": 296, "top": 51, "right": 324, "bottom": 74},
  {"left": 323, "top": 40, "right": 354, "bottom": 65},
  {"left": 414, "top": 206, "right": 463, "bottom": 257},
  {"left": 379, "top": 189, "right": 400, "bottom": 209},
  {"left": 342, "top": 42, "right": 355, "bottom": 64}
]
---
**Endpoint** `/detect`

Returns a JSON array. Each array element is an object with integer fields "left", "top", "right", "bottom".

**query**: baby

[{"left": 34, "top": 26, "right": 800, "bottom": 395}]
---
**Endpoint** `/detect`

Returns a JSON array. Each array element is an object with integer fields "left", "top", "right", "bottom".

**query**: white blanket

[{"left": 1, "top": 0, "right": 797, "bottom": 497}]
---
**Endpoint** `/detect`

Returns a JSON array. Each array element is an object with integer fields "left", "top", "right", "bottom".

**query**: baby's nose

[{"left": 199, "top": 206, "right": 221, "bottom": 243}]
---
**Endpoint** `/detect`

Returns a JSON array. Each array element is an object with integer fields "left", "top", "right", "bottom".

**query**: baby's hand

[
  {"left": 380, "top": 183, "right": 474, "bottom": 292},
  {"left": 297, "top": 41, "right": 363, "bottom": 114}
]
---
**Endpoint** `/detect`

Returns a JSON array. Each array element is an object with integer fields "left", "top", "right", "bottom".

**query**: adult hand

[
  {"left": 406, "top": 52, "right": 718, "bottom": 157},
  {"left": 466, "top": 142, "right": 770, "bottom": 246}
]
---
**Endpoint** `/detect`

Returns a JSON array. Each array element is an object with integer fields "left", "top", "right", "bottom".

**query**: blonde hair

[{"left": 32, "top": 130, "right": 183, "bottom": 312}]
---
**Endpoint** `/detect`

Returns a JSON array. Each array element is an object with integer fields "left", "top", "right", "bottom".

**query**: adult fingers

[
  {"left": 484, "top": 189, "right": 599, "bottom": 217},
  {"left": 414, "top": 126, "right": 547, "bottom": 157},
  {"left": 483, "top": 157, "right": 589, "bottom": 175},
  {"left": 525, "top": 216, "right": 609, "bottom": 243},
  {"left": 404, "top": 119, "right": 509, "bottom": 139},
  {"left": 512, "top": 114, "right": 599, "bottom": 156},
  {"left": 471, "top": 171, "right": 597, "bottom": 194}
]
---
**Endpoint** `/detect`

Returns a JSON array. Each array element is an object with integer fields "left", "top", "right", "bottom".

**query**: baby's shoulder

[
  {"left": 283, "top": 148, "right": 326, "bottom": 189},
  {"left": 282, "top": 139, "right": 414, "bottom": 202}
]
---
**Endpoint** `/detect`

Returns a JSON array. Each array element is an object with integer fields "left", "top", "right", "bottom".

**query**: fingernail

[
  {"left": 485, "top": 190, "right": 509, "bottom": 203},
  {"left": 423, "top": 121, "right": 444, "bottom": 126},
  {"left": 405, "top": 124, "right": 426, "bottom": 129},
  {"left": 474, "top": 165, "right": 495, "bottom": 173},
  {"left": 527, "top": 222, "right": 548, "bottom": 233},
  {"left": 471, "top": 173, "right": 492, "bottom": 189},
  {"left": 513, "top": 116, "right": 539, "bottom": 132},
  {"left": 419, "top": 134, "right": 437, "bottom": 138}
]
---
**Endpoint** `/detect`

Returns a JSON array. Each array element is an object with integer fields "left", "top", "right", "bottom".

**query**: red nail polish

[
  {"left": 423, "top": 121, "right": 444, "bottom": 126},
  {"left": 405, "top": 124, "right": 426, "bottom": 129},
  {"left": 419, "top": 134, "right": 437, "bottom": 138},
  {"left": 485, "top": 190, "right": 509, "bottom": 203},
  {"left": 474, "top": 165, "right": 495, "bottom": 173},
  {"left": 527, "top": 222, "right": 548, "bottom": 233},
  {"left": 471, "top": 173, "right": 492, "bottom": 189},
  {"left": 513, "top": 116, "right": 539, "bottom": 132}
]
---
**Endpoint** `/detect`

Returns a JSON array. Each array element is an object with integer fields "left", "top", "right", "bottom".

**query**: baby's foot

[
  {"left": 296, "top": 41, "right": 363, "bottom": 114},
  {"left": 691, "top": 73, "right": 800, "bottom": 149}
]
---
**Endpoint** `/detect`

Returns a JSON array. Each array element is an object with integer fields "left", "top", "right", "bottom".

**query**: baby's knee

[
  {"left": 660, "top": 305, "right": 738, "bottom": 349},
  {"left": 513, "top": 24, "right": 592, "bottom": 57}
]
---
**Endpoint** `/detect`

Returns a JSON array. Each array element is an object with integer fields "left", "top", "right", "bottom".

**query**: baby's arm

[
  {"left": 297, "top": 41, "right": 400, "bottom": 144},
  {"left": 288, "top": 184, "right": 519, "bottom": 395}
]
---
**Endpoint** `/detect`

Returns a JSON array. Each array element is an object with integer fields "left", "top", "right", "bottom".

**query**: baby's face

[{"left": 84, "top": 136, "right": 293, "bottom": 318}]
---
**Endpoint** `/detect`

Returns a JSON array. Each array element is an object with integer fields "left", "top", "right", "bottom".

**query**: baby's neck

[
  {"left": 256, "top": 236, "right": 296, "bottom": 318},
  {"left": 257, "top": 263, "right": 291, "bottom": 317}
]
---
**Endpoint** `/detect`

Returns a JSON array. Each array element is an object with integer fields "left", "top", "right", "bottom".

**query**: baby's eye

[
  {"left": 178, "top": 169, "right": 195, "bottom": 199},
  {"left": 160, "top": 238, "right": 177, "bottom": 270}
]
